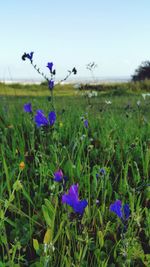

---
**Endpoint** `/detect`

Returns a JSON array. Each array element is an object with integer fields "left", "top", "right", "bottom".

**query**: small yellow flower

[
  {"left": 19, "top": 161, "right": 25, "bottom": 170},
  {"left": 59, "top": 122, "right": 63, "bottom": 128}
]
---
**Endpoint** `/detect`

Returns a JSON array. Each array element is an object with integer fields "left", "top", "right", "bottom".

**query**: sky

[{"left": 0, "top": 0, "right": 150, "bottom": 81}]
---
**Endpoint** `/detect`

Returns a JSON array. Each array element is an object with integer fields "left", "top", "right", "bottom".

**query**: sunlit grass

[{"left": 0, "top": 82, "right": 76, "bottom": 96}]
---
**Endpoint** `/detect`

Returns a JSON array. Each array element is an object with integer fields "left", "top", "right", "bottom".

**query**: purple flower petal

[
  {"left": 68, "top": 184, "right": 79, "bottom": 202},
  {"left": 62, "top": 184, "right": 87, "bottom": 215},
  {"left": 47, "top": 62, "right": 53, "bottom": 73},
  {"left": 26, "top": 52, "right": 34, "bottom": 62},
  {"left": 123, "top": 204, "right": 130, "bottom": 219},
  {"left": 54, "top": 169, "right": 63, "bottom": 182},
  {"left": 48, "top": 111, "right": 56, "bottom": 126},
  {"left": 48, "top": 80, "right": 54, "bottom": 90},
  {"left": 34, "top": 110, "right": 49, "bottom": 127},
  {"left": 24, "top": 103, "right": 32, "bottom": 113},
  {"left": 110, "top": 200, "right": 122, "bottom": 219},
  {"left": 84, "top": 119, "right": 88, "bottom": 128},
  {"left": 62, "top": 194, "right": 74, "bottom": 206},
  {"left": 73, "top": 199, "right": 88, "bottom": 214},
  {"left": 62, "top": 184, "right": 78, "bottom": 205}
]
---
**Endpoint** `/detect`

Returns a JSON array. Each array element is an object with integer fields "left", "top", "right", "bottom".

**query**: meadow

[{"left": 0, "top": 82, "right": 150, "bottom": 266}]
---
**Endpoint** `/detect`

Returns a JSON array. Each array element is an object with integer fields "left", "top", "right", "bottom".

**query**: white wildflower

[
  {"left": 105, "top": 100, "right": 112, "bottom": 105},
  {"left": 142, "top": 93, "right": 150, "bottom": 100},
  {"left": 137, "top": 100, "right": 141, "bottom": 106}
]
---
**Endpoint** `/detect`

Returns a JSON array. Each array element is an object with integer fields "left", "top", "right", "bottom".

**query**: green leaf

[
  {"left": 42, "top": 205, "right": 52, "bottom": 227},
  {"left": 53, "top": 220, "right": 64, "bottom": 244},
  {"left": 22, "top": 187, "right": 34, "bottom": 206},
  {"left": 44, "top": 199, "right": 55, "bottom": 219},
  {"left": 98, "top": 230, "right": 104, "bottom": 247}
]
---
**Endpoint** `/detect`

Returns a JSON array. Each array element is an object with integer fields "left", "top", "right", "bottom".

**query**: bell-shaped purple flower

[
  {"left": 62, "top": 184, "right": 88, "bottom": 215},
  {"left": 54, "top": 169, "right": 63, "bottom": 182},
  {"left": 34, "top": 110, "right": 56, "bottom": 128},
  {"left": 34, "top": 110, "right": 49, "bottom": 127},
  {"left": 110, "top": 200, "right": 130, "bottom": 221},
  {"left": 110, "top": 200, "right": 122, "bottom": 218},
  {"left": 26, "top": 52, "right": 34, "bottom": 62},
  {"left": 84, "top": 119, "right": 88, "bottom": 128},
  {"left": 24, "top": 103, "right": 32, "bottom": 113},
  {"left": 48, "top": 80, "right": 54, "bottom": 90},
  {"left": 46, "top": 62, "right": 53, "bottom": 73},
  {"left": 48, "top": 111, "right": 56, "bottom": 126}
]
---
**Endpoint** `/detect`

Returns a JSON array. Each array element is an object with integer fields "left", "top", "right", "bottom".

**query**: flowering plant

[
  {"left": 22, "top": 51, "right": 77, "bottom": 109},
  {"left": 62, "top": 184, "right": 88, "bottom": 215}
]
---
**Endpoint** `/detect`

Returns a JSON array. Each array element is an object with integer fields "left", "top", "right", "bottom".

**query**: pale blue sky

[{"left": 0, "top": 0, "right": 150, "bottom": 81}]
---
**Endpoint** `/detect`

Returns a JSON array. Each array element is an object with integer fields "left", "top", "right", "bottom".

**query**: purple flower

[
  {"left": 62, "top": 184, "right": 88, "bottom": 215},
  {"left": 99, "top": 168, "right": 106, "bottom": 175},
  {"left": 84, "top": 119, "right": 88, "bottom": 128},
  {"left": 110, "top": 200, "right": 122, "bottom": 218},
  {"left": 34, "top": 110, "right": 56, "bottom": 128},
  {"left": 34, "top": 110, "right": 49, "bottom": 127},
  {"left": 54, "top": 169, "right": 63, "bottom": 182},
  {"left": 26, "top": 52, "right": 34, "bottom": 62},
  {"left": 22, "top": 52, "right": 34, "bottom": 62},
  {"left": 110, "top": 200, "right": 130, "bottom": 220},
  {"left": 48, "top": 80, "right": 54, "bottom": 90},
  {"left": 48, "top": 111, "right": 56, "bottom": 126},
  {"left": 24, "top": 103, "right": 32, "bottom": 113},
  {"left": 47, "top": 62, "right": 53, "bottom": 73}
]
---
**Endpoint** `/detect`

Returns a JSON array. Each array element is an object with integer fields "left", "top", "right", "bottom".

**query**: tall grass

[{"left": 0, "top": 88, "right": 150, "bottom": 266}]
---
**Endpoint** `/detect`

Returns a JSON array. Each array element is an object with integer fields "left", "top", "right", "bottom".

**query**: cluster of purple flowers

[
  {"left": 110, "top": 200, "right": 130, "bottom": 221},
  {"left": 22, "top": 51, "right": 77, "bottom": 92},
  {"left": 24, "top": 103, "right": 130, "bottom": 222},
  {"left": 22, "top": 51, "right": 131, "bottom": 224},
  {"left": 53, "top": 169, "right": 88, "bottom": 215},
  {"left": 53, "top": 168, "right": 130, "bottom": 221},
  {"left": 22, "top": 51, "right": 55, "bottom": 90},
  {"left": 24, "top": 103, "right": 56, "bottom": 128},
  {"left": 22, "top": 52, "right": 34, "bottom": 63},
  {"left": 62, "top": 184, "right": 88, "bottom": 215},
  {"left": 35, "top": 110, "right": 56, "bottom": 127},
  {"left": 46, "top": 62, "right": 55, "bottom": 90}
]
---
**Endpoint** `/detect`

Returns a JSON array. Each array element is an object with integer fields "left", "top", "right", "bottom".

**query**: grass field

[
  {"left": 0, "top": 82, "right": 150, "bottom": 266},
  {"left": 0, "top": 83, "right": 76, "bottom": 97}
]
